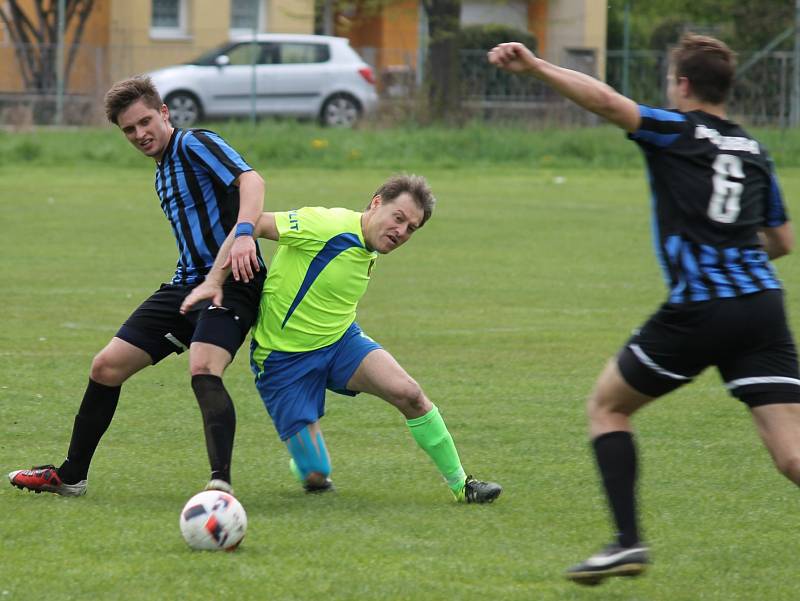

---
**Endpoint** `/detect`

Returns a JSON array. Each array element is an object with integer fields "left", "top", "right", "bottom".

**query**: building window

[
  {"left": 231, "top": 0, "right": 266, "bottom": 36},
  {"left": 460, "top": 0, "right": 527, "bottom": 29},
  {"left": 151, "top": 0, "right": 189, "bottom": 39}
]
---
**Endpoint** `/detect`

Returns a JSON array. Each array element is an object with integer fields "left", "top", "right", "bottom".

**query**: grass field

[{"left": 2, "top": 162, "right": 800, "bottom": 601}]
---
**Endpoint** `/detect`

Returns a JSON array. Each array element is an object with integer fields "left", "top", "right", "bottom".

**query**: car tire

[
  {"left": 165, "top": 92, "right": 203, "bottom": 127},
  {"left": 319, "top": 94, "right": 361, "bottom": 128}
]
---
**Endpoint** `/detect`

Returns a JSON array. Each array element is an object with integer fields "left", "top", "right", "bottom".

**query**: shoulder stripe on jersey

[
  {"left": 632, "top": 105, "right": 686, "bottom": 147},
  {"left": 632, "top": 129, "right": 681, "bottom": 147},
  {"left": 186, "top": 131, "right": 246, "bottom": 186},
  {"left": 639, "top": 105, "right": 686, "bottom": 122},
  {"left": 281, "top": 233, "right": 364, "bottom": 328}
]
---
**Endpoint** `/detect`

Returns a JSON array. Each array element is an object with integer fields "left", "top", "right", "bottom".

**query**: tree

[
  {"left": 606, "top": 0, "right": 792, "bottom": 51},
  {"left": 315, "top": 0, "right": 464, "bottom": 121},
  {"left": 0, "top": 0, "right": 96, "bottom": 93},
  {"left": 421, "top": 0, "right": 461, "bottom": 122}
]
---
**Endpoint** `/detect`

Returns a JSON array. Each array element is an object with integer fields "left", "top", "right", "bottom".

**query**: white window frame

[
  {"left": 150, "top": 0, "right": 191, "bottom": 40},
  {"left": 230, "top": 0, "right": 267, "bottom": 37}
]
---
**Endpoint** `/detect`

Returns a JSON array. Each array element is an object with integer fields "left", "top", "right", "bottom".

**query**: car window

[
  {"left": 225, "top": 42, "right": 262, "bottom": 66},
  {"left": 190, "top": 43, "right": 235, "bottom": 66},
  {"left": 276, "top": 43, "right": 330, "bottom": 64}
]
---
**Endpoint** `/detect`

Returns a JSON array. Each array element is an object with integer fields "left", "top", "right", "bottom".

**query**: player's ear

[
  {"left": 370, "top": 195, "right": 382, "bottom": 210},
  {"left": 160, "top": 103, "right": 170, "bottom": 121},
  {"left": 677, "top": 76, "right": 692, "bottom": 99}
]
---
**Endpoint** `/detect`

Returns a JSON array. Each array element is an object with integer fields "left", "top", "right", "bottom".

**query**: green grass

[
  {"left": 4, "top": 120, "right": 800, "bottom": 170},
  {"left": 2, "top": 163, "right": 800, "bottom": 600}
]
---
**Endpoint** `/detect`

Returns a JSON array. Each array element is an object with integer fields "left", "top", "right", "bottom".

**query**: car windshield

[{"left": 188, "top": 43, "right": 235, "bottom": 66}]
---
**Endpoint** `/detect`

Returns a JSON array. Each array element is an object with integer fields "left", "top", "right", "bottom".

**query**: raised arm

[
  {"left": 488, "top": 42, "right": 641, "bottom": 133},
  {"left": 180, "top": 211, "right": 279, "bottom": 315},
  {"left": 228, "top": 170, "right": 266, "bottom": 282}
]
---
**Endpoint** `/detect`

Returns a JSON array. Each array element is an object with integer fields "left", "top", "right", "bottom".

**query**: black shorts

[
  {"left": 116, "top": 270, "right": 265, "bottom": 364},
  {"left": 617, "top": 290, "right": 800, "bottom": 407}
]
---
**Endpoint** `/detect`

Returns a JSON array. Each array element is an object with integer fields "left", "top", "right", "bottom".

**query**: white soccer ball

[{"left": 179, "top": 490, "right": 248, "bottom": 551}]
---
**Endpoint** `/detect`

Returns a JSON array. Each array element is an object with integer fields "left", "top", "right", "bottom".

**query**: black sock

[
  {"left": 58, "top": 379, "right": 121, "bottom": 484},
  {"left": 593, "top": 431, "right": 640, "bottom": 548},
  {"left": 191, "top": 374, "right": 236, "bottom": 484}
]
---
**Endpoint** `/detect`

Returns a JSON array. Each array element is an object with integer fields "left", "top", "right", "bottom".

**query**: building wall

[
  {"left": 0, "top": 0, "right": 110, "bottom": 93},
  {"left": 527, "top": 0, "right": 548, "bottom": 56},
  {"left": 461, "top": 0, "right": 527, "bottom": 28},
  {"left": 269, "top": 0, "right": 314, "bottom": 33},
  {"left": 546, "top": 0, "right": 606, "bottom": 77},
  {"left": 583, "top": 0, "right": 606, "bottom": 78},
  {"left": 108, "top": 0, "right": 314, "bottom": 83},
  {"left": 340, "top": 0, "right": 418, "bottom": 71}
]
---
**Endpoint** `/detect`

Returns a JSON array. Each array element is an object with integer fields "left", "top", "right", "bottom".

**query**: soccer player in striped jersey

[
  {"left": 180, "top": 175, "right": 502, "bottom": 504},
  {"left": 9, "top": 76, "right": 265, "bottom": 497},
  {"left": 490, "top": 34, "right": 800, "bottom": 584}
]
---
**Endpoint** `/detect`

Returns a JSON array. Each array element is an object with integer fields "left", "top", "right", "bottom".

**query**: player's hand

[
  {"left": 180, "top": 280, "right": 224, "bottom": 315},
  {"left": 487, "top": 42, "right": 539, "bottom": 74},
  {"left": 229, "top": 236, "right": 259, "bottom": 283}
]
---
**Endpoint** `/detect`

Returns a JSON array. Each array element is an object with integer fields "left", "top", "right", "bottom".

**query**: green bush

[{"left": 457, "top": 24, "right": 537, "bottom": 51}]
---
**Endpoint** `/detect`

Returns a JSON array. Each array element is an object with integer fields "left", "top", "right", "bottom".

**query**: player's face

[
  {"left": 363, "top": 192, "right": 424, "bottom": 254},
  {"left": 117, "top": 100, "right": 173, "bottom": 161}
]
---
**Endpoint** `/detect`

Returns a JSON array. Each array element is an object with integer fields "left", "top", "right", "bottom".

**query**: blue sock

[{"left": 286, "top": 426, "right": 331, "bottom": 480}]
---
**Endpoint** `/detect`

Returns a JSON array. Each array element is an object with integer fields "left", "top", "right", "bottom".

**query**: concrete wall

[{"left": 546, "top": 0, "right": 606, "bottom": 78}]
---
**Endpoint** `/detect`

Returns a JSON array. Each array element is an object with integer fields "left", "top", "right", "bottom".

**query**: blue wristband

[{"left": 234, "top": 222, "right": 254, "bottom": 238}]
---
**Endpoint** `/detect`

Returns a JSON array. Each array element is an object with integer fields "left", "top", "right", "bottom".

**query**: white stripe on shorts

[
  {"left": 725, "top": 376, "right": 800, "bottom": 390},
  {"left": 629, "top": 343, "right": 691, "bottom": 381},
  {"left": 165, "top": 332, "right": 188, "bottom": 351}
]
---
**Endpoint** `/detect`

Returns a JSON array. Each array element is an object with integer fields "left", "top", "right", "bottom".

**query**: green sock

[{"left": 406, "top": 405, "right": 466, "bottom": 495}]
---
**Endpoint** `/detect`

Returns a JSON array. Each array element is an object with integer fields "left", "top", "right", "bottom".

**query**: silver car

[{"left": 148, "top": 33, "right": 378, "bottom": 127}]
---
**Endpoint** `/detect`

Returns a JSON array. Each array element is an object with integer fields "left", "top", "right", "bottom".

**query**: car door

[
  {"left": 256, "top": 42, "right": 331, "bottom": 116},
  {"left": 199, "top": 41, "right": 266, "bottom": 116}
]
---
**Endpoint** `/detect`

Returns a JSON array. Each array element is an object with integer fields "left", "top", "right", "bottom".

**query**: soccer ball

[{"left": 179, "top": 490, "right": 248, "bottom": 551}]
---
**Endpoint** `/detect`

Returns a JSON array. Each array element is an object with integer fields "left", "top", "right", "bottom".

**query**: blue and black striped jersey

[
  {"left": 155, "top": 128, "right": 257, "bottom": 285},
  {"left": 629, "top": 105, "right": 788, "bottom": 304}
]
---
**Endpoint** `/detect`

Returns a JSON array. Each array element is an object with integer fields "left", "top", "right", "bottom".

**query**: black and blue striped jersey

[
  {"left": 629, "top": 105, "right": 788, "bottom": 304},
  {"left": 155, "top": 128, "right": 258, "bottom": 285}
]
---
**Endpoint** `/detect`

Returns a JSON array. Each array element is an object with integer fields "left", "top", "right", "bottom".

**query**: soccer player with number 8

[{"left": 489, "top": 33, "right": 800, "bottom": 585}]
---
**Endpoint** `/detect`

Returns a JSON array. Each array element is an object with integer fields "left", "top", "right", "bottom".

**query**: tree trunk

[
  {"left": 0, "top": 0, "right": 95, "bottom": 94},
  {"left": 422, "top": 0, "right": 461, "bottom": 123}
]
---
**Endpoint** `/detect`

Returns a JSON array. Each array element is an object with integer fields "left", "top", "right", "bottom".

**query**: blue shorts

[{"left": 250, "top": 322, "right": 382, "bottom": 440}]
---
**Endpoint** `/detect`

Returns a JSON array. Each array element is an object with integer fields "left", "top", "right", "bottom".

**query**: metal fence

[
  {"left": 0, "top": 41, "right": 797, "bottom": 128},
  {"left": 605, "top": 49, "right": 798, "bottom": 127}
]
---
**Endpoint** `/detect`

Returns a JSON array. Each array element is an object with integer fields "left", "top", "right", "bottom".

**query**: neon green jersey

[{"left": 252, "top": 207, "right": 377, "bottom": 361}]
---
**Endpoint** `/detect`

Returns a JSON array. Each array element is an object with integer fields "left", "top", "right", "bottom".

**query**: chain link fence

[{"left": 1, "top": 40, "right": 797, "bottom": 128}]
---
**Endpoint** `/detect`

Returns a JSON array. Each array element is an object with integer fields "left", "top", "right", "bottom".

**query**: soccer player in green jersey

[{"left": 181, "top": 174, "right": 502, "bottom": 503}]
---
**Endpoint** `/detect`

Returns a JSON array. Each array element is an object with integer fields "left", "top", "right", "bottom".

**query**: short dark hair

[
  {"left": 670, "top": 33, "right": 736, "bottom": 104},
  {"left": 370, "top": 174, "right": 436, "bottom": 226},
  {"left": 104, "top": 76, "right": 163, "bottom": 125}
]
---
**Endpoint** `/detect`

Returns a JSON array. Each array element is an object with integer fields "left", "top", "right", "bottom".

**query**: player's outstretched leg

[
  {"left": 347, "top": 348, "right": 502, "bottom": 503},
  {"left": 406, "top": 406, "right": 502, "bottom": 504},
  {"left": 9, "top": 376, "right": 124, "bottom": 497}
]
